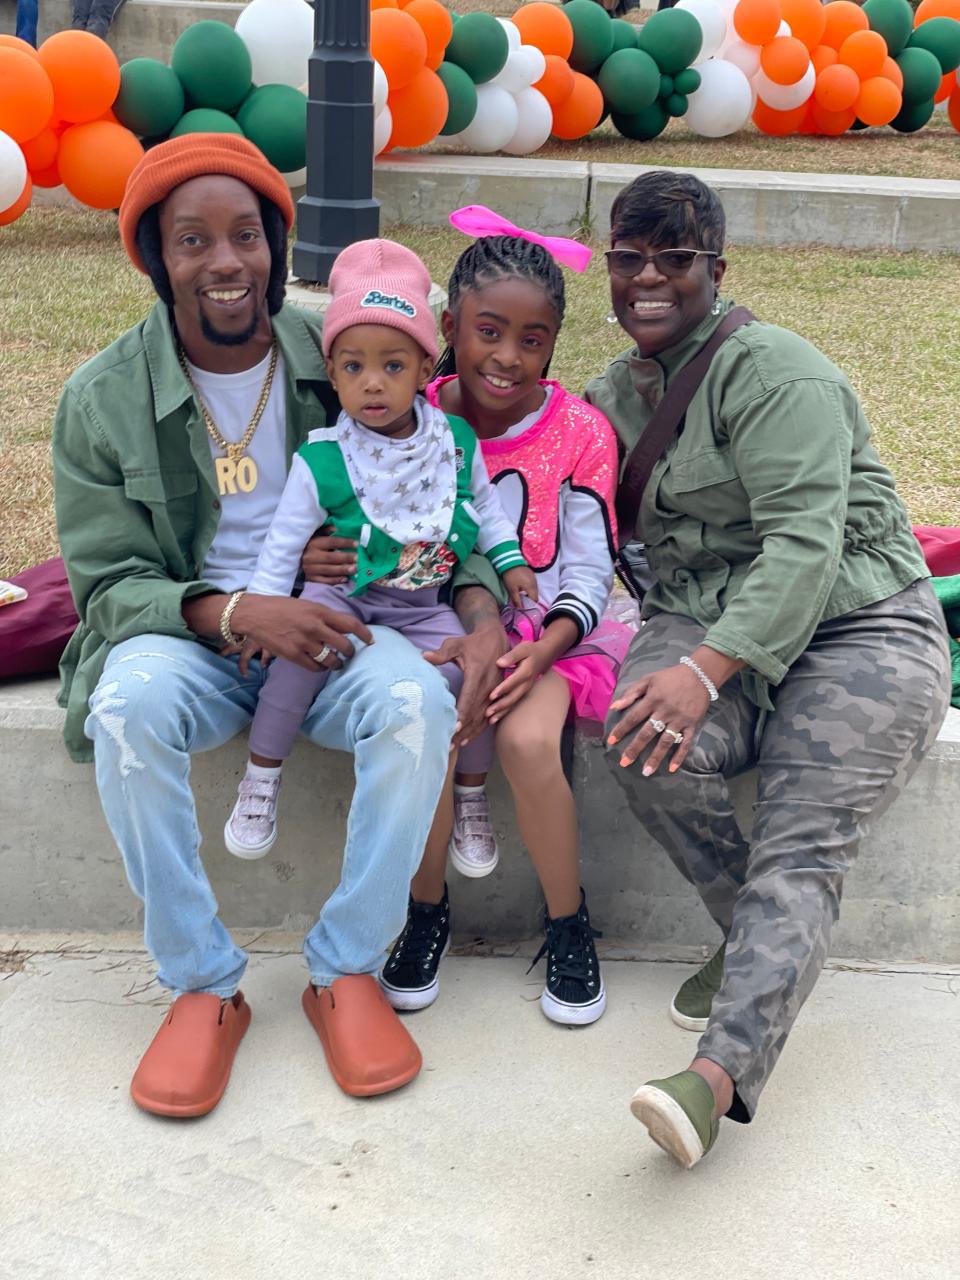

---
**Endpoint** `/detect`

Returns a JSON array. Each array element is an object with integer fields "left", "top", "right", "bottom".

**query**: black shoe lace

[
  {"left": 392, "top": 902, "right": 446, "bottom": 970},
  {"left": 527, "top": 912, "right": 602, "bottom": 982}
]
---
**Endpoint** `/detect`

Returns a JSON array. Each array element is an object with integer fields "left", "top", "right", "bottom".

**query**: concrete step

[{"left": 2, "top": 676, "right": 958, "bottom": 961}]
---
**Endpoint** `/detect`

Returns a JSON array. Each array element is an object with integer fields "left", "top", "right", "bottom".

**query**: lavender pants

[{"left": 250, "top": 581, "right": 494, "bottom": 772}]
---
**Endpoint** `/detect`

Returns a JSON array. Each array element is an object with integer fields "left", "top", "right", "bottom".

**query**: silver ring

[
  {"left": 648, "top": 717, "right": 666, "bottom": 734},
  {"left": 664, "top": 727, "right": 684, "bottom": 745},
  {"left": 313, "top": 644, "right": 333, "bottom": 664}
]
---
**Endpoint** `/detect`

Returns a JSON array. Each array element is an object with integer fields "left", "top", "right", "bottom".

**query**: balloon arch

[{"left": 1, "top": 0, "right": 958, "bottom": 228}]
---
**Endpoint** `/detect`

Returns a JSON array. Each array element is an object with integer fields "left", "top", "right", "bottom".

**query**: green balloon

[
  {"left": 236, "top": 84, "right": 306, "bottom": 173},
  {"left": 598, "top": 48, "right": 660, "bottom": 114},
  {"left": 862, "top": 0, "right": 914, "bottom": 57},
  {"left": 609, "top": 18, "right": 637, "bottom": 52},
  {"left": 445, "top": 12, "right": 508, "bottom": 84},
  {"left": 437, "top": 61, "right": 477, "bottom": 135},
  {"left": 659, "top": 74, "right": 675, "bottom": 97},
  {"left": 673, "top": 67, "right": 702, "bottom": 95},
  {"left": 170, "top": 108, "right": 244, "bottom": 138},
  {"left": 171, "top": 21, "right": 252, "bottom": 113},
  {"left": 114, "top": 58, "right": 185, "bottom": 138},
  {"left": 611, "top": 100, "right": 669, "bottom": 141},
  {"left": 890, "top": 96, "right": 936, "bottom": 131},
  {"left": 665, "top": 92, "right": 688, "bottom": 117},
  {"left": 896, "top": 46, "right": 943, "bottom": 105},
  {"left": 637, "top": 9, "right": 703, "bottom": 75},
  {"left": 564, "top": 0, "right": 615, "bottom": 73},
  {"left": 908, "top": 18, "right": 960, "bottom": 74}
]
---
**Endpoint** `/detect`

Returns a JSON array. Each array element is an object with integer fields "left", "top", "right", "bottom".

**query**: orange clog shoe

[
  {"left": 302, "top": 975, "right": 422, "bottom": 1098},
  {"left": 130, "top": 991, "right": 251, "bottom": 1118}
]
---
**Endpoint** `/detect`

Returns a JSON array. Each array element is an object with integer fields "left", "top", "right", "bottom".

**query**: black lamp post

[{"left": 292, "top": 0, "right": 381, "bottom": 285}]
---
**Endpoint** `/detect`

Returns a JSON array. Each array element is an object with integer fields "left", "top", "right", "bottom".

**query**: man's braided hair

[{"left": 434, "top": 235, "right": 566, "bottom": 379}]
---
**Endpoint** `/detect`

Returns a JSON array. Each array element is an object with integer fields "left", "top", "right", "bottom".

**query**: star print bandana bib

[{"left": 337, "top": 396, "right": 459, "bottom": 545}]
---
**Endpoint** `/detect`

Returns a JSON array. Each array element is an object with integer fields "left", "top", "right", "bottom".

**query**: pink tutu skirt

[{"left": 501, "top": 600, "right": 636, "bottom": 725}]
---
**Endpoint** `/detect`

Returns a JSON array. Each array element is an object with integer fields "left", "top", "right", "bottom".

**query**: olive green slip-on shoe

[
  {"left": 630, "top": 1070, "right": 720, "bottom": 1169},
  {"left": 670, "top": 943, "right": 726, "bottom": 1032}
]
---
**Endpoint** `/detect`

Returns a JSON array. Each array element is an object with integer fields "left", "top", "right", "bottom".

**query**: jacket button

[
  {"left": 451, "top": 533, "right": 459, "bottom": 542},
  {"left": 366, "top": 570, "right": 373, "bottom": 576},
  {"left": 213, "top": 499, "right": 220, "bottom": 510},
  {"left": 391, "top": 545, "right": 399, "bottom": 553}
]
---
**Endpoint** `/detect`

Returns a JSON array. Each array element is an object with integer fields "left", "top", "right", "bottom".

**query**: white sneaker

[
  {"left": 448, "top": 787, "right": 499, "bottom": 878},
  {"left": 224, "top": 773, "right": 281, "bottom": 860}
]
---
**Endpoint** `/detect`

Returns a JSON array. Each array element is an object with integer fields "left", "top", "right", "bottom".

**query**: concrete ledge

[{"left": 3, "top": 676, "right": 958, "bottom": 962}]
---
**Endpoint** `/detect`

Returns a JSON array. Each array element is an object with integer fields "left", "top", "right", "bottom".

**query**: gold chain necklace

[{"left": 177, "top": 341, "right": 279, "bottom": 496}]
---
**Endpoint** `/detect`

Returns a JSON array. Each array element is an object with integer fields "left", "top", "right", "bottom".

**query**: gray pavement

[{"left": 2, "top": 947, "right": 958, "bottom": 1280}]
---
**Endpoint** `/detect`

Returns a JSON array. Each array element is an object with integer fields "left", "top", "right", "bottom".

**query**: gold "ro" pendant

[{"left": 215, "top": 453, "right": 258, "bottom": 496}]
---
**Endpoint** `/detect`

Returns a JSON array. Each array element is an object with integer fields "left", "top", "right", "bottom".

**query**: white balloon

[
  {"left": 374, "top": 105, "right": 393, "bottom": 157},
  {"left": 502, "top": 86, "right": 553, "bottom": 155},
  {"left": 777, "top": 19, "right": 792, "bottom": 36},
  {"left": 721, "top": 38, "right": 761, "bottom": 78},
  {"left": 755, "top": 61, "right": 814, "bottom": 110},
  {"left": 497, "top": 18, "right": 522, "bottom": 51},
  {"left": 235, "top": 0, "right": 314, "bottom": 88},
  {"left": 685, "top": 59, "right": 753, "bottom": 136},
  {"left": 676, "top": 0, "right": 728, "bottom": 61},
  {"left": 373, "top": 60, "right": 388, "bottom": 117},
  {"left": 453, "top": 83, "right": 519, "bottom": 153},
  {"left": 516, "top": 44, "right": 546, "bottom": 87},
  {"left": 0, "top": 131, "right": 27, "bottom": 212},
  {"left": 492, "top": 50, "right": 535, "bottom": 94},
  {"left": 283, "top": 166, "right": 307, "bottom": 188}
]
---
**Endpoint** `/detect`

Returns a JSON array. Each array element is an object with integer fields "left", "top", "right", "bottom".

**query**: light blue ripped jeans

[{"left": 85, "top": 628, "right": 456, "bottom": 997}]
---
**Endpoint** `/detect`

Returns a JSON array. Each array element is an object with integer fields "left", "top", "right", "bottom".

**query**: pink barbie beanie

[{"left": 321, "top": 238, "right": 438, "bottom": 361}]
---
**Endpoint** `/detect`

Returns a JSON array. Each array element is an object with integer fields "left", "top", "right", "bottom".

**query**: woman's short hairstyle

[
  {"left": 134, "top": 193, "right": 288, "bottom": 315},
  {"left": 609, "top": 171, "right": 726, "bottom": 255}
]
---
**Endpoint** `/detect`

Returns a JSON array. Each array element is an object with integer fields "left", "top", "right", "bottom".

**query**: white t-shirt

[{"left": 188, "top": 351, "right": 289, "bottom": 592}]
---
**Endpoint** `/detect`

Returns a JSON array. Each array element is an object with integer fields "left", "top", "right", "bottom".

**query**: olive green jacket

[{"left": 584, "top": 300, "right": 927, "bottom": 708}]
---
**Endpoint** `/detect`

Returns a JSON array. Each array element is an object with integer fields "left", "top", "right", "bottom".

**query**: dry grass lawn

[{"left": 1, "top": 207, "right": 957, "bottom": 578}]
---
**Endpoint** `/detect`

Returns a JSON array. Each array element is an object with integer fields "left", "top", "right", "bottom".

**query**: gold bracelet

[{"left": 219, "top": 590, "right": 245, "bottom": 646}]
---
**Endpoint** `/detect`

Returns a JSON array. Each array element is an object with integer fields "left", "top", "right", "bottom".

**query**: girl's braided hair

[{"left": 434, "top": 235, "right": 566, "bottom": 378}]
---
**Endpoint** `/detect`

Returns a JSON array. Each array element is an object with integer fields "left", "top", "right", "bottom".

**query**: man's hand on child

[
  {"left": 302, "top": 527, "right": 358, "bottom": 586},
  {"left": 488, "top": 639, "right": 551, "bottom": 721},
  {"left": 230, "top": 594, "right": 372, "bottom": 674},
  {"left": 503, "top": 566, "right": 538, "bottom": 607}
]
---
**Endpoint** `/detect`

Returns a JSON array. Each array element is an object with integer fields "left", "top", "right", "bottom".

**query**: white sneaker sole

[
  {"left": 223, "top": 816, "right": 278, "bottom": 861},
  {"left": 540, "top": 980, "right": 606, "bottom": 1027},
  {"left": 669, "top": 999, "right": 709, "bottom": 1032},
  {"left": 447, "top": 835, "right": 499, "bottom": 879},
  {"left": 630, "top": 1085, "right": 705, "bottom": 1170},
  {"left": 379, "top": 937, "right": 451, "bottom": 1011}
]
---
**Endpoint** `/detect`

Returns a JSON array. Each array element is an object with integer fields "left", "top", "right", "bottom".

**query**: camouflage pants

[{"left": 606, "top": 581, "right": 951, "bottom": 1122}]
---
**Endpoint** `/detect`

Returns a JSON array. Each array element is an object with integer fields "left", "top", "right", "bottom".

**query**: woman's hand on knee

[{"left": 607, "top": 665, "right": 710, "bottom": 775}]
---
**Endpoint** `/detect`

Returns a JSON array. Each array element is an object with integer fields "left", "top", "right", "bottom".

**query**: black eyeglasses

[{"left": 605, "top": 249, "right": 718, "bottom": 279}]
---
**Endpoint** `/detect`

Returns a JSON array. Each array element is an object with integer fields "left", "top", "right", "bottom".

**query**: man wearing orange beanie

[{"left": 52, "top": 135, "right": 490, "bottom": 1116}]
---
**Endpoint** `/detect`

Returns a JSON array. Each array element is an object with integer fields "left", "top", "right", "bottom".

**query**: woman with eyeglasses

[{"left": 585, "top": 170, "right": 950, "bottom": 1169}]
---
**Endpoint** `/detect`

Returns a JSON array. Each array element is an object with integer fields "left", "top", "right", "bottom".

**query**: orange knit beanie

[{"left": 118, "top": 134, "right": 295, "bottom": 273}]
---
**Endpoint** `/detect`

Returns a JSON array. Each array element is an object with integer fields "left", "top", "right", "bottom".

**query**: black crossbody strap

[{"left": 615, "top": 306, "right": 756, "bottom": 549}]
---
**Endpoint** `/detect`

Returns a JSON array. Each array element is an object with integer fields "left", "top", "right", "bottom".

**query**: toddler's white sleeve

[{"left": 246, "top": 454, "right": 329, "bottom": 597}]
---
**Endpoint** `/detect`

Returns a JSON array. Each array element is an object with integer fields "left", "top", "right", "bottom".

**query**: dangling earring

[
  {"left": 605, "top": 308, "right": 619, "bottom": 325},
  {"left": 711, "top": 294, "right": 722, "bottom": 316}
]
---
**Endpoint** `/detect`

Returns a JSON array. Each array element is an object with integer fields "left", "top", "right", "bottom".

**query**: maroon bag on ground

[{"left": 0, "top": 556, "right": 79, "bottom": 679}]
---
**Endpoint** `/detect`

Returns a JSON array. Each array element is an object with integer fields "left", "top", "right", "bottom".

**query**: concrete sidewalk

[{"left": 1, "top": 946, "right": 958, "bottom": 1280}]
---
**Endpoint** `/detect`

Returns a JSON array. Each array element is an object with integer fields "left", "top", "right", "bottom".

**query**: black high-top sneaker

[
  {"left": 379, "top": 887, "right": 451, "bottom": 1012},
  {"left": 529, "top": 888, "right": 605, "bottom": 1026}
]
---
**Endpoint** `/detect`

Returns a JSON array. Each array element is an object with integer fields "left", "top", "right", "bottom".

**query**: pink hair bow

[{"left": 448, "top": 205, "right": 592, "bottom": 273}]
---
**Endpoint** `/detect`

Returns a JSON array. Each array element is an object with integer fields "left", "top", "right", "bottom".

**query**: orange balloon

[
  {"left": 882, "top": 56, "right": 904, "bottom": 89},
  {"left": 811, "top": 44, "right": 839, "bottom": 73},
  {"left": 370, "top": 8, "right": 427, "bottom": 90},
  {"left": 31, "top": 158, "right": 61, "bottom": 188},
  {"left": 370, "top": 0, "right": 399, "bottom": 7},
  {"left": 949, "top": 83, "right": 960, "bottom": 130},
  {"left": 761, "top": 36, "right": 810, "bottom": 84},
  {"left": 856, "top": 75, "right": 901, "bottom": 124},
  {"left": 820, "top": 2, "right": 869, "bottom": 51},
  {"left": 810, "top": 99, "right": 857, "bottom": 132},
  {"left": 0, "top": 173, "right": 32, "bottom": 226},
  {"left": 814, "top": 62, "right": 860, "bottom": 109},
  {"left": 0, "top": 48, "right": 54, "bottom": 143},
  {"left": 0, "top": 34, "right": 39, "bottom": 58},
  {"left": 915, "top": 0, "right": 960, "bottom": 21},
  {"left": 513, "top": 2, "right": 575, "bottom": 59},
  {"left": 387, "top": 66, "right": 448, "bottom": 148},
  {"left": 37, "top": 31, "right": 121, "bottom": 124},
  {"left": 752, "top": 98, "right": 808, "bottom": 133},
  {"left": 550, "top": 71, "right": 603, "bottom": 140},
  {"left": 779, "top": 0, "right": 826, "bottom": 51},
  {"left": 934, "top": 71, "right": 955, "bottom": 102},
  {"left": 733, "top": 0, "right": 782, "bottom": 48},
  {"left": 58, "top": 121, "right": 143, "bottom": 210},
  {"left": 21, "top": 126, "right": 58, "bottom": 171},
  {"left": 534, "top": 53, "right": 576, "bottom": 107},
  {"left": 404, "top": 0, "right": 453, "bottom": 72},
  {"left": 838, "top": 29, "right": 887, "bottom": 79}
]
